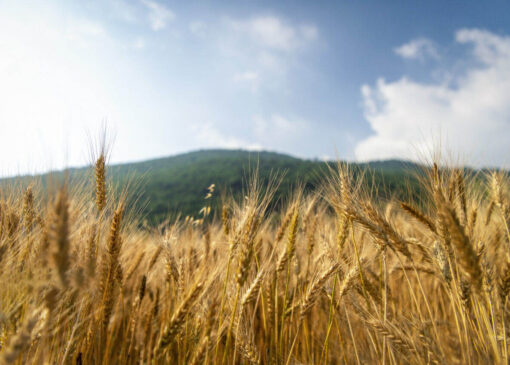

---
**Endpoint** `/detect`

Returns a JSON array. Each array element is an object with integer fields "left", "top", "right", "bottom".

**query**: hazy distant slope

[
  {"left": 0, "top": 149, "right": 424, "bottom": 223},
  {"left": 110, "top": 150, "right": 328, "bottom": 222},
  {"left": 109, "top": 150, "right": 423, "bottom": 223}
]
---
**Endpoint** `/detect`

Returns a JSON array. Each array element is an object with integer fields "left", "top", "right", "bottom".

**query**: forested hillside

[{"left": 2, "top": 149, "right": 425, "bottom": 223}]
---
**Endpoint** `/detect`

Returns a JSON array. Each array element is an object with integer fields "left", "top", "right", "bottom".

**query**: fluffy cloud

[
  {"left": 0, "top": 3, "right": 122, "bottom": 175},
  {"left": 394, "top": 37, "right": 439, "bottom": 60},
  {"left": 233, "top": 71, "right": 260, "bottom": 91},
  {"left": 132, "top": 36, "right": 145, "bottom": 50},
  {"left": 253, "top": 114, "right": 304, "bottom": 136},
  {"left": 189, "top": 21, "right": 206, "bottom": 37},
  {"left": 222, "top": 16, "right": 318, "bottom": 94},
  {"left": 356, "top": 29, "right": 510, "bottom": 167},
  {"left": 66, "top": 19, "right": 106, "bottom": 39},
  {"left": 252, "top": 114, "right": 311, "bottom": 153},
  {"left": 229, "top": 16, "right": 317, "bottom": 52},
  {"left": 192, "top": 114, "right": 311, "bottom": 156},
  {"left": 234, "top": 71, "right": 259, "bottom": 81},
  {"left": 107, "top": 0, "right": 139, "bottom": 24},
  {"left": 194, "top": 123, "right": 263, "bottom": 151},
  {"left": 141, "top": 0, "right": 175, "bottom": 31}
]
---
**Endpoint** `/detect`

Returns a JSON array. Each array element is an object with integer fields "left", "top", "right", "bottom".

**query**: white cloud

[
  {"left": 64, "top": 19, "right": 108, "bottom": 46},
  {"left": 456, "top": 29, "right": 510, "bottom": 64},
  {"left": 234, "top": 71, "right": 260, "bottom": 91},
  {"left": 107, "top": 0, "right": 139, "bottom": 23},
  {"left": 192, "top": 114, "right": 310, "bottom": 156},
  {"left": 67, "top": 19, "right": 106, "bottom": 38},
  {"left": 218, "top": 16, "right": 318, "bottom": 88},
  {"left": 229, "top": 16, "right": 318, "bottom": 52},
  {"left": 357, "top": 28, "right": 510, "bottom": 167},
  {"left": 300, "top": 25, "right": 318, "bottom": 42},
  {"left": 132, "top": 36, "right": 145, "bottom": 50},
  {"left": 253, "top": 114, "right": 308, "bottom": 141},
  {"left": 0, "top": 3, "right": 120, "bottom": 175},
  {"left": 141, "top": 0, "right": 175, "bottom": 31},
  {"left": 253, "top": 114, "right": 298, "bottom": 135},
  {"left": 189, "top": 21, "right": 206, "bottom": 37},
  {"left": 394, "top": 38, "right": 439, "bottom": 60},
  {"left": 249, "top": 114, "right": 313, "bottom": 158},
  {"left": 256, "top": 51, "right": 281, "bottom": 70},
  {"left": 194, "top": 123, "right": 263, "bottom": 151},
  {"left": 234, "top": 71, "right": 259, "bottom": 82}
]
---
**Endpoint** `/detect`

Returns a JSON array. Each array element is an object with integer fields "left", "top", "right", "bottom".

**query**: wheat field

[{"left": 0, "top": 150, "right": 509, "bottom": 364}]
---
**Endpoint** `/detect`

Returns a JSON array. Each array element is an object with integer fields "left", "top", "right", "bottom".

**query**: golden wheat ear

[
  {"left": 156, "top": 281, "right": 204, "bottom": 354},
  {"left": 95, "top": 153, "right": 106, "bottom": 213},
  {"left": 51, "top": 187, "right": 71, "bottom": 289},
  {"left": 99, "top": 203, "right": 124, "bottom": 335}
]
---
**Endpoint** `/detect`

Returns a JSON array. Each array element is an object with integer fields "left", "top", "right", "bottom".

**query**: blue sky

[{"left": 1, "top": 0, "right": 510, "bottom": 175}]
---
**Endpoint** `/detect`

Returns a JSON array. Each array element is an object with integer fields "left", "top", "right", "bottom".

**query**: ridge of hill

[
  {"left": 1, "top": 149, "right": 424, "bottom": 223},
  {"left": 108, "top": 150, "right": 424, "bottom": 222}
]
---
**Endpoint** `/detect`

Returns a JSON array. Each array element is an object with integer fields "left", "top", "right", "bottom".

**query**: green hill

[
  {"left": 110, "top": 150, "right": 425, "bottom": 223},
  {"left": 1, "top": 149, "right": 425, "bottom": 224}
]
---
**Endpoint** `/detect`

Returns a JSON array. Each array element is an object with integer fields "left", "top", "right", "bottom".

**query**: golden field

[{"left": 0, "top": 151, "right": 509, "bottom": 364}]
